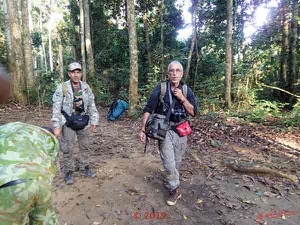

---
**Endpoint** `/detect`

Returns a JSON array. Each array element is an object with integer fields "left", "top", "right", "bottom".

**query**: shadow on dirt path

[{"left": 1, "top": 105, "right": 300, "bottom": 225}]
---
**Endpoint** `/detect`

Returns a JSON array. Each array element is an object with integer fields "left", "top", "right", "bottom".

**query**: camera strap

[{"left": 165, "top": 81, "right": 175, "bottom": 123}]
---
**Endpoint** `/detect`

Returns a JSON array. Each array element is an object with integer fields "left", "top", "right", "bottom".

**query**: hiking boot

[
  {"left": 65, "top": 171, "right": 74, "bottom": 185},
  {"left": 167, "top": 187, "right": 182, "bottom": 206},
  {"left": 80, "top": 166, "right": 96, "bottom": 177}
]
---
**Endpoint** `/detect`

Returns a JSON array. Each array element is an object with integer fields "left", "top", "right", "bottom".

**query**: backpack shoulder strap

[
  {"left": 62, "top": 82, "right": 67, "bottom": 97},
  {"left": 183, "top": 84, "right": 187, "bottom": 98},
  {"left": 159, "top": 81, "right": 167, "bottom": 104}
]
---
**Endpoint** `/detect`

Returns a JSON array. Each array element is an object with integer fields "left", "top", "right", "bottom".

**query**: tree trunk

[
  {"left": 38, "top": 11, "right": 47, "bottom": 71},
  {"left": 48, "top": 26, "right": 53, "bottom": 73},
  {"left": 280, "top": 0, "right": 288, "bottom": 84},
  {"left": 6, "top": 0, "right": 27, "bottom": 104},
  {"left": 185, "top": 0, "right": 200, "bottom": 83},
  {"left": 287, "top": 0, "right": 298, "bottom": 92},
  {"left": 160, "top": 0, "right": 164, "bottom": 80},
  {"left": 126, "top": 0, "right": 139, "bottom": 113},
  {"left": 225, "top": 0, "right": 233, "bottom": 109},
  {"left": 58, "top": 33, "right": 64, "bottom": 81},
  {"left": 193, "top": 31, "right": 200, "bottom": 90},
  {"left": 21, "top": 0, "right": 34, "bottom": 91},
  {"left": 70, "top": 0, "right": 79, "bottom": 61},
  {"left": 42, "top": 43, "right": 47, "bottom": 71},
  {"left": 83, "top": 0, "right": 95, "bottom": 79},
  {"left": 142, "top": 1, "right": 152, "bottom": 68},
  {"left": 79, "top": 0, "right": 87, "bottom": 81},
  {"left": 48, "top": 1, "right": 54, "bottom": 73},
  {"left": 2, "top": 0, "right": 13, "bottom": 73}
]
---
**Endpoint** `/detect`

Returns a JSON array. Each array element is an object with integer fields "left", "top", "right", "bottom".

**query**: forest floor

[{"left": 1, "top": 104, "right": 300, "bottom": 225}]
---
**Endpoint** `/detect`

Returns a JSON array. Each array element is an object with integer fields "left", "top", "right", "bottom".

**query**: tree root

[{"left": 225, "top": 161, "right": 298, "bottom": 183}]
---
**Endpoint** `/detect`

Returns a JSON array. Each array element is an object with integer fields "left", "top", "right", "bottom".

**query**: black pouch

[{"left": 62, "top": 110, "right": 89, "bottom": 130}]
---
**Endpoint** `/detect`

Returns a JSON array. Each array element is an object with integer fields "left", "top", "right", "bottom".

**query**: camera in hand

[
  {"left": 170, "top": 108, "right": 186, "bottom": 123},
  {"left": 74, "top": 97, "right": 84, "bottom": 113}
]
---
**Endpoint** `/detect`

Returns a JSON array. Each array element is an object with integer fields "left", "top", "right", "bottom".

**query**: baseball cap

[{"left": 68, "top": 62, "right": 82, "bottom": 71}]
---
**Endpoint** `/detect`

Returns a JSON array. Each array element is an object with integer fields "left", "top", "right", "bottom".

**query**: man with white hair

[
  {"left": 52, "top": 62, "right": 99, "bottom": 185},
  {"left": 139, "top": 61, "right": 197, "bottom": 206}
]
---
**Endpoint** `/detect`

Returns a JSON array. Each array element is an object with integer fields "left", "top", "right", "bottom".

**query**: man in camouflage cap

[
  {"left": 0, "top": 123, "right": 60, "bottom": 225},
  {"left": 51, "top": 62, "right": 99, "bottom": 185}
]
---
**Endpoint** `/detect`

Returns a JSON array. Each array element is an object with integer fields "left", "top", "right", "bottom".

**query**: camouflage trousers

[
  {"left": 159, "top": 130, "right": 187, "bottom": 191},
  {"left": 0, "top": 178, "right": 59, "bottom": 225},
  {"left": 60, "top": 125, "right": 90, "bottom": 174}
]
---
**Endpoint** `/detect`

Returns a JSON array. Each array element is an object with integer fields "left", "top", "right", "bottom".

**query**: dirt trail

[{"left": 1, "top": 105, "right": 300, "bottom": 225}]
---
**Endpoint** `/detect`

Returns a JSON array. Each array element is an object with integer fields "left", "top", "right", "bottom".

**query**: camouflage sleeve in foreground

[
  {"left": 0, "top": 179, "right": 60, "bottom": 225},
  {"left": 0, "top": 122, "right": 59, "bottom": 186},
  {"left": 86, "top": 84, "right": 99, "bottom": 126},
  {"left": 51, "top": 84, "right": 64, "bottom": 128}
]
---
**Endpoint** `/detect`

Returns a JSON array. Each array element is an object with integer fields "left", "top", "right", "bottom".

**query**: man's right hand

[
  {"left": 54, "top": 127, "right": 61, "bottom": 138},
  {"left": 139, "top": 130, "right": 146, "bottom": 143}
]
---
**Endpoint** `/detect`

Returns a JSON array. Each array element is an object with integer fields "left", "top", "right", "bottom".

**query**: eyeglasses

[{"left": 169, "top": 69, "right": 182, "bottom": 73}]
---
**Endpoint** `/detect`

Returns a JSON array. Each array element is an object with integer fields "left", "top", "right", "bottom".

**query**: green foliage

[
  {"left": 231, "top": 99, "right": 300, "bottom": 128},
  {"left": 139, "top": 65, "right": 161, "bottom": 110},
  {"left": 194, "top": 75, "right": 224, "bottom": 112},
  {"left": 88, "top": 67, "right": 130, "bottom": 106},
  {"left": 245, "top": 100, "right": 284, "bottom": 122},
  {"left": 281, "top": 99, "right": 300, "bottom": 127},
  {"left": 31, "top": 32, "right": 42, "bottom": 48},
  {"left": 89, "top": 77, "right": 113, "bottom": 106},
  {"left": 29, "top": 71, "right": 59, "bottom": 106}
]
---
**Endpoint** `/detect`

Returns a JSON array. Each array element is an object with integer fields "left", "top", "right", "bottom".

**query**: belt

[{"left": 0, "top": 179, "right": 28, "bottom": 189}]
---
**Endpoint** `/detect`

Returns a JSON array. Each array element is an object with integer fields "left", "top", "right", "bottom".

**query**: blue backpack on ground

[{"left": 107, "top": 99, "right": 129, "bottom": 121}]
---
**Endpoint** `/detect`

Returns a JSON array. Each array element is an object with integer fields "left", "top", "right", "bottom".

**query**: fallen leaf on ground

[{"left": 196, "top": 199, "right": 204, "bottom": 204}]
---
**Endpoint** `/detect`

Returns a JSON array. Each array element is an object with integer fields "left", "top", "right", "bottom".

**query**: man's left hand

[{"left": 90, "top": 125, "right": 97, "bottom": 132}]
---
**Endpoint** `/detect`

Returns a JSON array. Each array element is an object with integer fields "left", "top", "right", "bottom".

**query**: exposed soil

[{"left": 1, "top": 104, "right": 300, "bottom": 225}]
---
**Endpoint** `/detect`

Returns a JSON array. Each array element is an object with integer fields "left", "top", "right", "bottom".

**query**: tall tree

[
  {"left": 280, "top": 0, "right": 288, "bottom": 84},
  {"left": 47, "top": 0, "right": 56, "bottom": 73},
  {"left": 5, "top": 0, "right": 27, "bottom": 104},
  {"left": 37, "top": 8, "right": 48, "bottom": 72},
  {"left": 70, "top": 0, "right": 79, "bottom": 61},
  {"left": 287, "top": 0, "right": 298, "bottom": 92},
  {"left": 127, "top": 0, "right": 139, "bottom": 113},
  {"left": 83, "top": 0, "right": 95, "bottom": 79},
  {"left": 160, "top": 0, "right": 164, "bottom": 80},
  {"left": 142, "top": 2, "right": 152, "bottom": 68},
  {"left": 225, "top": 0, "right": 233, "bottom": 108},
  {"left": 21, "top": 0, "right": 34, "bottom": 91},
  {"left": 57, "top": 33, "right": 64, "bottom": 81},
  {"left": 185, "top": 0, "right": 200, "bottom": 82},
  {"left": 2, "top": 0, "right": 12, "bottom": 69},
  {"left": 79, "top": 0, "right": 87, "bottom": 81}
]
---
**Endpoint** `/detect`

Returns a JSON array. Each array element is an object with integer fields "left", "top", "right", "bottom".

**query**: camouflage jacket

[
  {"left": 0, "top": 122, "right": 59, "bottom": 186},
  {"left": 51, "top": 80, "right": 99, "bottom": 128}
]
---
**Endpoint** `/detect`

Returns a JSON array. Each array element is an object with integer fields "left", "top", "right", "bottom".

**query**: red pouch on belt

[{"left": 175, "top": 121, "right": 192, "bottom": 137}]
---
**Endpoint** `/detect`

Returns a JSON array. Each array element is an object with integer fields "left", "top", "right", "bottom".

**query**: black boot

[
  {"left": 80, "top": 165, "right": 96, "bottom": 177},
  {"left": 65, "top": 171, "right": 74, "bottom": 185}
]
